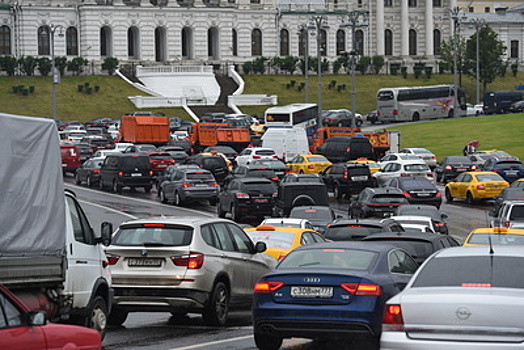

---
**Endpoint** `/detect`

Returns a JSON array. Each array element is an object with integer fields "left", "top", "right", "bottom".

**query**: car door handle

[{"left": 76, "top": 260, "right": 88, "bottom": 264}]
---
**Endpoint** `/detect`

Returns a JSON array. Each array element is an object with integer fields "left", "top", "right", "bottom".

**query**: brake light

[
  {"left": 342, "top": 169, "right": 348, "bottom": 181},
  {"left": 93, "top": 169, "right": 100, "bottom": 173},
  {"left": 104, "top": 253, "right": 120, "bottom": 266},
  {"left": 471, "top": 165, "right": 477, "bottom": 170},
  {"left": 308, "top": 165, "right": 315, "bottom": 169},
  {"left": 402, "top": 191, "right": 412, "bottom": 198},
  {"left": 400, "top": 173, "right": 409, "bottom": 177},
  {"left": 272, "top": 192, "right": 278, "bottom": 198},
  {"left": 118, "top": 171, "right": 124, "bottom": 177},
  {"left": 340, "top": 283, "right": 381, "bottom": 296},
  {"left": 504, "top": 221, "right": 511, "bottom": 227},
  {"left": 436, "top": 191, "right": 442, "bottom": 197},
  {"left": 392, "top": 110, "right": 399, "bottom": 116},
  {"left": 236, "top": 192, "right": 250, "bottom": 199},
  {"left": 270, "top": 177, "right": 279, "bottom": 181},
  {"left": 143, "top": 223, "right": 166, "bottom": 227},
  {"left": 346, "top": 147, "right": 351, "bottom": 153},
  {"left": 427, "top": 173, "right": 433, "bottom": 178},
  {"left": 477, "top": 185, "right": 485, "bottom": 190},
  {"left": 252, "top": 155, "right": 261, "bottom": 159},
  {"left": 254, "top": 281, "right": 284, "bottom": 293},
  {"left": 182, "top": 182, "right": 193, "bottom": 188},
  {"left": 492, "top": 169, "right": 500, "bottom": 173},
  {"left": 149, "top": 171, "right": 154, "bottom": 176},
  {"left": 431, "top": 156, "right": 436, "bottom": 159},
  {"left": 445, "top": 165, "right": 452, "bottom": 170},
  {"left": 210, "top": 182, "right": 219, "bottom": 187},
  {"left": 377, "top": 111, "right": 381, "bottom": 116},
  {"left": 171, "top": 252, "right": 204, "bottom": 269},
  {"left": 285, "top": 170, "right": 292, "bottom": 173},
  {"left": 435, "top": 222, "right": 445, "bottom": 228},
  {"left": 272, "top": 155, "right": 278, "bottom": 159},
  {"left": 383, "top": 304, "right": 404, "bottom": 331}
]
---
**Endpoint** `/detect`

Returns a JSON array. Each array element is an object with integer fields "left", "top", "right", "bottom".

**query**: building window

[
  {"left": 182, "top": 27, "right": 193, "bottom": 59},
  {"left": 232, "top": 29, "right": 238, "bottom": 56},
  {"left": 0, "top": 25, "right": 11, "bottom": 55},
  {"left": 250, "top": 0, "right": 260, "bottom": 3},
  {"left": 511, "top": 40, "right": 519, "bottom": 59},
  {"left": 252, "top": 28, "right": 262, "bottom": 56},
  {"left": 280, "top": 29, "right": 289, "bottom": 56},
  {"left": 38, "top": 26, "right": 50, "bottom": 55},
  {"left": 336, "top": 29, "right": 346, "bottom": 56},
  {"left": 468, "top": 6, "right": 474, "bottom": 12},
  {"left": 385, "top": 29, "right": 393, "bottom": 56},
  {"left": 357, "top": 0, "right": 362, "bottom": 8},
  {"left": 355, "top": 29, "right": 364, "bottom": 55},
  {"left": 298, "top": 29, "right": 307, "bottom": 57},
  {"left": 409, "top": 0, "right": 416, "bottom": 7},
  {"left": 409, "top": 29, "right": 417, "bottom": 56},
  {"left": 155, "top": 27, "right": 167, "bottom": 62},
  {"left": 320, "top": 29, "right": 327, "bottom": 56},
  {"left": 100, "top": 26, "right": 112, "bottom": 57},
  {"left": 384, "top": 0, "right": 393, "bottom": 7},
  {"left": 66, "top": 27, "right": 78, "bottom": 56},
  {"left": 432, "top": 0, "right": 441, "bottom": 7},
  {"left": 208, "top": 27, "right": 219, "bottom": 60},
  {"left": 484, "top": 7, "right": 490, "bottom": 13},
  {"left": 127, "top": 26, "right": 139, "bottom": 59},
  {"left": 433, "top": 29, "right": 441, "bottom": 55}
]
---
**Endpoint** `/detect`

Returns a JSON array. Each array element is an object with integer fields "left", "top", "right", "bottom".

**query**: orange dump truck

[
  {"left": 189, "top": 123, "right": 251, "bottom": 153},
  {"left": 119, "top": 115, "right": 170, "bottom": 145},
  {"left": 310, "top": 127, "right": 391, "bottom": 159}
]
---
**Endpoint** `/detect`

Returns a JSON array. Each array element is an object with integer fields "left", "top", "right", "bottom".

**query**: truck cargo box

[{"left": 120, "top": 115, "right": 170, "bottom": 144}]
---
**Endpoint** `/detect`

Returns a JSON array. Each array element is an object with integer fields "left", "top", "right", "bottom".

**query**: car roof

[
  {"left": 244, "top": 226, "right": 313, "bottom": 234},
  {"left": 432, "top": 245, "right": 524, "bottom": 258},
  {"left": 291, "top": 240, "right": 403, "bottom": 253},
  {"left": 118, "top": 216, "right": 230, "bottom": 228},
  {"left": 329, "top": 219, "right": 386, "bottom": 227},
  {"left": 362, "top": 231, "right": 442, "bottom": 241}
]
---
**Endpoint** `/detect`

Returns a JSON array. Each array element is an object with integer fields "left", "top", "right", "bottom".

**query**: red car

[
  {"left": 60, "top": 143, "right": 81, "bottom": 175},
  {"left": 0, "top": 285, "right": 102, "bottom": 350},
  {"left": 145, "top": 151, "right": 176, "bottom": 176}
]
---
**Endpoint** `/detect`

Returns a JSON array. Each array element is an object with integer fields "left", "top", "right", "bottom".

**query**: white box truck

[
  {"left": 261, "top": 127, "right": 310, "bottom": 162},
  {"left": 0, "top": 113, "right": 113, "bottom": 337}
]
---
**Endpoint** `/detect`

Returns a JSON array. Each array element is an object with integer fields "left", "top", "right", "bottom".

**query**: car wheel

[
  {"left": 299, "top": 170, "right": 304, "bottom": 174},
  {"left": 159, "top": 189, "right": 168, "bottom": 204},
  {"left": 337, "top": 121, "right": 344, "bottom": 127},
  {"left": 203, "top": 281, "right": 229, "bottom": 326},
  {"left": 466, "top": 191, "right": 476, "bottom": 205},
  {"left": 209, "top": 197, "right": 218, "bottom": 206},
  {"left": 174, "top": 191, "right": 182, "bottom": 206},
  {"left": 412, "top": 112, "right": 420, "bottom": 122},
  {"left": 370, "top": 119, "right": 376, "bottom": 125},
  {"left": 254, "top": 332, "right": 283, "bottom": 350},
  {"left": 333, "top": 184, "right": 342, "bottom": 200},
  {"left": 144, "top": 185, "right": 152, "bottom": 194},
  {"left": 75, "top": 173, "right": 82, "bottom": 185},
  {"left": 113, "top": 180, "right": 122, "bottom": 194},
  {"left": 107, "top": 307, "right": 128, "bottom": 327},
  {"left": 355, "top": 119, "right": 363, "bottom": 127},
  {"left": 86, "top": 176, "right": 93, "bottom": 188},
  {"left": 85, "top": 296, "right": 108, "bottom": 338},
  {"left": 231, "top": 204, "right": 241, "bottom": 222},
  {"left": 445, "top": 188, "right": 453, "bottom": 202},
  {"left": 98, "top": 178, "right": 104, "bottom": 191},
  {"left": 217, "top": 202, "right": 226, "bottom": 218}
]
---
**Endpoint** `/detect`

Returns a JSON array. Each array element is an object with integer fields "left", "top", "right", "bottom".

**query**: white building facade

[{"left": 0, "top": 0, "right": 522, "bottom": 74}]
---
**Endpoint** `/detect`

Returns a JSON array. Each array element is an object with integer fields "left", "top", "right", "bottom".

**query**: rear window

[
  {"left": 347, "top": 167, "right": 370, "bottom": 176},
  {"left": 202, "top": 157, "right": 226, "bottom": 168},
  {"left": 308, "top": 156, "right": 329, "bottom": 163},
  {"left": 467, "top": 233, "right": 524, "bottom": 245},
  {"left": 510, "top": 206, "right": 524, "bottom": 220},
  {"left": 246, "top": 231, "right": 295, "bottom": 249},
  {"left": 401, "top": 180, "right": 433, "bottom": 189},
  {"left": 497, "top": 162, "right": 524, "bottom": 170},
  {"left": 412, "top": 256, "right": 524, "bottom": 288},
  {"left": 295, "top": 177, "right": 323, "bottom": 183},
  {"left": 149, "top": 154, "right": 173, "bottom": 160},
  {"left": 475, "top": 173, "right": 505, "bottom": 182},
  {"left": 247, "top": 169, "right": 276, "bottom": 177},
  {"left": 241, "top": 182, "right": 276, "bottom": 192},
  {"left": 404, "top": 164, "right": 430, "bottom": 172},
  {"left": 112, "top": 226, "right": 193, "bottom": 246},
  {"left": 324, "top": 225, "right": 384, "bottom": 240},
  {"left": 290, "top": 208, "right": 330, "bottom": 220},
  {"left": 364, "top": 238, "right": 432, "bottom": 261},
  {"left": 186, "top": 172, "right": 214, "bottom": 181},
  {"left": 120, "top": 157, "right": 151, "bottom": 171},
  {"left": 279, "top": 248, "right": 377, "bottom": 270},
  {"left": 255, "top": 150, "right": 276, "bottom": 156},
  {"left": 371, "top": 194, "right": 409, "bottom": 204}
]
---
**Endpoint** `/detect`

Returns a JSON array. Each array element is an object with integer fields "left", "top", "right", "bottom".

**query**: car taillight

[
  {"left": 93, "top": 169, "right": 100, "bottom": 173},
  {"left": 431, "top": 156, "right": 436, "bottom": 159},
  {"left": 342, "top": 169, "right": 348, "bottom": 181},
  {"left": 477, "top": 185, "right": 485, "bottom": 190},
  {"left": 340, "top": 283, "right": 381, "bottom": 296},
  {"left": 252, "top": 155, "right": 261, "bottom": 159},
  {"left": 104, "top": 253, "right": 120, "bottom": 266},
  {"left": 210, "top": 183, "right": 219, "bottom": 187},
  {"left": 254, "top": 281, "right": 284, "bottom": 293},
  {"left": 471, "top": 165, "right": 477, "bottom": 170},
  {"left": 427, "top": 173, "right": 433, "bottom": 177},
  {"left": 492, "top": 169, "right": 500, "bottom": 173},
  {"left": 400, "top": 173, "right": 409, "bottom": 177},
  {"left": 236, "top": 192, "right": 250, "bottom": 199},
  {"left": 285, "top": 170, "right": 292, "bottom": 173},
  {"left": 149, "top": 171, "right": 154, "bottom": 176},
  {"left": 182, "top": 182, "right": 193, "bottom": 188},
  {"left": 402, "top": 191, "right": 412, "bottom": 198},
  {"left": 383, "top": 304, "right": 404, "bottom": 331},
  {"left": 270, "top": 177, "right": 279, "bottom": 181},
  {"left": 308, "top": 165, "right": 314, "bottom": 169},
  {"left": 171, "top": 252, "right": 204, "bottom": 269},
  {"left": 504, "top": 221, "right": 511, "bottom": 227},
  {"left": 392, "top": 110, "right": 398, "bottom": 116},
  {"left": 377, "top": 110, "right": 381, "bottom": 116},
  {"left": 436, "top": 191, "right": 442, "bottom": 197},
  {"left": 435, "top": 222, "right": 445, "bottom": 228},
  {"left": 346, "top": 147, "right": 351, "bottom": 153},
  {"left": 272, "top": 192, "right": 278, "bottom": 198},
  {"left": 118, "top": 171, "right": 124, "bottom": 177},
  {"left": 445, "top": 165, "right": 452, "bottom": 170},
  {"left": 272, "top": 155, "right": 278, "bottom": 159}
]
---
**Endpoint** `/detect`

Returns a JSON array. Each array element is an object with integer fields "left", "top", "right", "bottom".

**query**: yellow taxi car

[
  {"left": 463, "top": 227, "right": 524, "bottom": 246},
  {"left": 244, "top": 225, "right": 326, "bottom": 261},
  {"left": 347, "top": 158, "right": 381, "bottom": 175},
  {"left": 286, "top": 154, "right": 332, "bottom": 174},
  {"left": 445, "top": 171, "right": 509, "bottom": 204}
]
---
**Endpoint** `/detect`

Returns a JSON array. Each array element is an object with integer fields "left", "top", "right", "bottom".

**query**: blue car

[
  {"left": 252, "top": 241, "right": 418, "bottom": 350},
  {"left": 482, "top": 157, "right": 524, "bottom": 183}
]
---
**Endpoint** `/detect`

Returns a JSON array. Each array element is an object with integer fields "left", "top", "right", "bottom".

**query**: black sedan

[
  {"left": 348, "top": 187, "right": 409, "bottom": 219},
  {"left": 217, "top": 177, "right": 277, "bottom": 222},
  {"left": 382, "top": 176, "right": 442, "bottom": 208},
  {"left": 75, "top": 157, "right": 104, "bottom": 187},
  {"left": 250, "top": 159, "right": 290, "bottom": 180},
  {"left": 323, "top": 218, "right": 405, "bottom": 241},
  {"left": 435, "top": 156, "right": 477, "bottom": 183},
  {"left": 321, "top": 109, "right": 363, "bottom": 127},
  {"left": 508, "top": 100, "right": 524, "bottom": 113}
]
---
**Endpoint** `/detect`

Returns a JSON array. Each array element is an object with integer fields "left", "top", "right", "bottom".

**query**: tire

[
  {"left": 98, "top": 178, "right": 104, "bottom": 191},
  {"left": 160, "top": 189, "right": 168, "bottom": 204},
  {"left": 203, "top": 282, "right": 229, "bottom": 326},
  {"left": 107, "top": 307, "right": 128, "bottom": 326},
  {"left": 209, "top": 197, "right": 218, "bottom": 206},
  {"left": 231, "top": 204, "right": 241, "bottom": 222},
  {"left": 333, "top": 184, "right": 342, "bottom": 200},
  {"left": 466, "top": 191, "right": 475, "bottom": 205},
  {"left": 75, "top": 173, "right": 82, "bottom": 185},
  {"left": 447, "top": 109, "right": 454, "bottom": 118},
  {"left": 174, "top": 191, "right": 182, "bottom": 206},
  {"left": 337, "top": 121, "right": 344, "bottom": 127},
  {"left": 445, "top": 188, "right": 453, "bottom": 202},
  {"left": 299, "top": 170, "right": 304, "bottom": 174},
  {"left": 144, "top": 185, "right": 152, "bottom": 194},
  {"left": 86, "top": 176, "right": 93, "bottom": 188},
  {"left": 85, "top": 296, "right": 108, "bottom": 338},
  {"left": 113, "top": 180, "right": 122, "bottom": 194},
  {"left": 355, "top": 119, "right": 363, "bottom": 127},
  {"left": 370, "top": 120, "right": 376, "bottom": 125},
  {"left": 254, "top": 332, "right": 283, "bottom": 350},
  {"left": 217, "top": 202, "right": 226, "bottom": 218},
  {"left": 412, "top": 112, "right": 420, "bottom": 122}
]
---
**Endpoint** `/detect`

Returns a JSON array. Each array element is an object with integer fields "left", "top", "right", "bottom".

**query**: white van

[{"left": 261, "top": 127, "right": 309, "bottom": 162}]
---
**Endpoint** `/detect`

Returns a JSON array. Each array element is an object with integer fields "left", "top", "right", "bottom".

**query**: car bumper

[
  {"left": 237, "top": 202, "right": 274, "bottom": 216},
  {"left": 113, "top": 287, "right": 209, "bottom": 312},
  {"left": 406, "top": 197, "right": 442, "bottom": 208}
]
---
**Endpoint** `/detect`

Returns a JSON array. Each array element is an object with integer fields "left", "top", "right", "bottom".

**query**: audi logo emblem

[{"left": 304, "top": 277, "right": 321, "bottom": 283}]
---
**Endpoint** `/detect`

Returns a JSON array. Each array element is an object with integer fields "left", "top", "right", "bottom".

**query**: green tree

[
  {"left": 18, "top": 56, "right": 38, "bottom": 76},
  {"left": 55, "top": 56, "right": 68, "bottom": 76},
  {"left": 0, "top": 55, "right": 18, "bottom": 76},
  {"left": 252, "top": 57, "right": 268, "bottom": 74},
  {"left": 440, "top": 35, "right": 467, "bottom": 85},
  {"left": 357, "top": 56, "right": 371, "bottom": 75},
  {"left": 464, "top": 25, "right": 506, "bottom": 92},
  {"left": 102, "top": 57, "right": 119, "bottom": 76},
  {"left": 37, "top": 57, "right": 52, "bottom": 76},
  {"left": 298, "top": 56, "right": 314, "bottom": 75},
  {"left": 67, "top": 57, "right": 89, "bottom": 76},
  {"left": 371, "top": 55, "right": 385, "bottom": 74}
]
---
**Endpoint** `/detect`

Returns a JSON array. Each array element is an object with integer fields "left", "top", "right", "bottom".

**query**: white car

[
  {"left": 235, "top": 147, "right": 279, "bottom": 167},
  {"left": 113, "top": 142, "right": 135, "bottom": 152},
  {"left": 92, "top": 149, "right": 120, "bottom": 159},
  {"left": 259, "top": 218, "right": 316, "bottom": 231},
  {"left": 399, "top": 148, "right": 438, "bottom": 169},
  {"left": 374, "top": 161, "right": 434, "bottom": 186},
  {"left": 385, "top": 215, "right": 437, "bottom": 233},
  {"left": 378, "top": 153, "right": 422, "bottom": 169},
  {"left": 466, "top": 103, "right": 484, "bottom": 116}
]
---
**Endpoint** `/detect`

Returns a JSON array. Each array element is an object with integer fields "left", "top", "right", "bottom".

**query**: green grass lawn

[{"left": 0, "top": 72, "right": 522, "bottom": 160}]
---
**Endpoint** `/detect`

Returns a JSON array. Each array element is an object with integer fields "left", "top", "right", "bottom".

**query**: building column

[
  {"left": 376, "top": 0, "right": 384, "bottom": 55},
  {"left": 425, "top": 0, "right": 434, "bottom": 56},
  {"left": 401, "top": 0, "right": 409, "bottom": 56}
]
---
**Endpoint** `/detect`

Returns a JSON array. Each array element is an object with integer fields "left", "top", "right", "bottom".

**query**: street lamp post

[
  {"left": 341, "top": 10, "right": 369, "bottom": 127},
  {"left": 43, "top": 24, "right": 64, "bottom": 120},
  {"left": 309, "top": 15, "right": 328, "bottom": 123},
  {"left": 298, "top": 24, "right": 315, "bottom": 103},
  {"left": 467, "top": 18, "right": 485, "bottom": 105},
  {"left": 449, "top": 6, "right": 465, "bottom": 118}
]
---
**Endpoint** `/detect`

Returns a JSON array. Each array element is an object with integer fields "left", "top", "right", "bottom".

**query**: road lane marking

[
  {"left": 77, "top": 199, "right": 138, "bottom": 220},
  {"left": 171, "top": 335, "right": 252, "bottom": 349}
]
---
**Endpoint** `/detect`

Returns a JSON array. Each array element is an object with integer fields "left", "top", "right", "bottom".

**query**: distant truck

[
  {"left": 0, "top": 113, "right": 113, "bottom": 337},
  {"left": 261, "top": 127, "right": 309, "bottom": 162},
  {"left": 119, "top": 114, "right": 170, "bottom": 145},
  {"left": 189, "top": 122, "right": 251, "bottom": 153},
  {"left": 483, "top": 91, "right": 523, "bottom": 115}
]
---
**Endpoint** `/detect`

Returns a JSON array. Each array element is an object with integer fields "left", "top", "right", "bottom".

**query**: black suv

[
  {"left": 225, "top": 164, "right": 279, "bottom": 185},
  {"left": 186, "top": 153, "right": 230, "bottom": 185},
  {"left": 320, "top": 163, "right": 375, "bottom": 199},
  {"left": 382, "top": 176, "right": 442, "bottom": 208},
  {"left": 348, "top": 187, "right": 409, "bottom": 219},
  {"left": 217, "top": 178, "right": 277, "bottom": 222},
  {"left": 323, "top": 219, "right": 405, "bottom": 241},
  {"left": 99, "top": 154, "right": 154, "bottom": 194},
  {"left": 317, "top": 136, "right": 374, "bottom": 163},
  {"left": 158, "top": 165, "right": 219, "bottom": 206}
]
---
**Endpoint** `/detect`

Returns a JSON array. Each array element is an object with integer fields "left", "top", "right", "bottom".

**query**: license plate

[
  {"left": 127, "top": 258, "right": 162, "bottom": 267},
  {"left": 158, "top": 164, "right": 167, "bottom": 168},
  {"left": 457, "top": 168, "right": 467, "bottom": 171},
  {"left": 352, "top": 176, "right": 368, "bottom": 181},
  {"left": 131, "top": 173, "right": 142, "bottom": 177},
  {"left": 254, "top": 198, "right": 268, "bottom": 203},
  {"left": 417, "top": 193, "right": 431, "bottom": 197},
  {"left": 291, "top": 286, "right": 333, "bottom": 298},
  {"left": 195, "top": 184, "right": 208, "bottom": 187},
  {"left": 506, "top": 171, "right": 517, "bottom": 176}
]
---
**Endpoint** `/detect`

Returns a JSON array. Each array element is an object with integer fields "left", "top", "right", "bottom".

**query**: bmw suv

[{"left": 158, "top": 165, "right": 219, "bottom": 206}]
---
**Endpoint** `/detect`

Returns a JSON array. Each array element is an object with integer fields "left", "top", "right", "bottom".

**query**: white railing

[
  {"left": 128, "top": 96, "right": 210, "bottom": 108},
  {"left": 136, "top": 65, "right": 214, "bottom": 76},
  {"left": 228, "top": 94, "right": 278, "bottom": 106}
]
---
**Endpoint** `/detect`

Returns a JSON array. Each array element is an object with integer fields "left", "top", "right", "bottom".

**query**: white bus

[
  {"left": 264, "top": 103, "right": 319, "bottom": 137},
  {"left": 376, "top": 85, "right": 466, "bottom": 122}
]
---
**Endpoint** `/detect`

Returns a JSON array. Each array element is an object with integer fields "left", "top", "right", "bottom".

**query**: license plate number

[
  {"left": 127, "top": 258, "right": 162, "bottom": 267},
  {"left": 457, "top": 168, "right": 466, "bottom": 171},
  {"left": 254, "top": 198, "right": 268, "bottom": 203},
  {"left": 352, "top": 176, "right": 368, "bottom": 181},
  {"left": 417, "top": 193, "right": 431, "bottom": 197},
  {"left": 291, "top": 286, "right": 333, "bottom": 298},
  {"left": 131, "top": 173, "right": 142, "bottom": 177},
  {"left": 195, "top": 184, "right": 208, "bottom": 187}
]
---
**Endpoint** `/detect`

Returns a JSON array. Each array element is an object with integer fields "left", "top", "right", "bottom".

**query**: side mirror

[
  {"left": 255, "top": 241, "right": 267, "bottom": 253},
  {"left": 488, "top": 210, "right": 496, "bottom": 217},
  {"left": 100, "top": 222, "right": 113, "bottom": 246},
  {"left": 336, "top": 214, "right": 343, "bottom": 219},
  {"left": 27, "top": 311, "right": 47, "bottom": 326},
  {"left": 440, "top": 213, "right": 448, "bottom": 219}
]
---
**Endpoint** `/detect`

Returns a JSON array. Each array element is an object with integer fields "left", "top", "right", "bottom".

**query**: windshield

[
  {"left": 279, "top": 248, "right": 377, "bottom": 270},
  {"left": 324, "top": 225, "right": 384, "bottom": 240},
  {"left": 186, "top": 172, "right": 215, "bottom": 181},
  {"left": 290, "top": 208, "right": 331, "bottom": 220}
]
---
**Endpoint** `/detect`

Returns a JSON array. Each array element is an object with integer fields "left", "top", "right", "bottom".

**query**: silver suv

[
  {"left": 105, "top": 217, "right": 276, "bottom": 326},
  {"left": 158, "top": 165, "right": 219, "bottom": 206}
]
